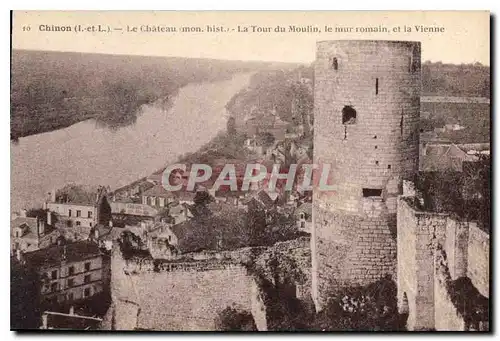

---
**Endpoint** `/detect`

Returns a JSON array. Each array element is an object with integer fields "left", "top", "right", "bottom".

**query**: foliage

[
  {"left": 255, "top": 131, "right": 275, "bottom": 147},
  {"left": 422, "top": 62, "right": 490, "bottom": 97},
  {"left": 11, "top": 260, "right": 42, "bottom": 329},
  {"left": 225, "top": 67, "right": 314, "bottom": 125},
  {"left": 246, "top": 206, "right": 299, "bottom": 247},
  {"left": 11, "top": 49, "right": 271, "bottom": 139},
  {"left": 312, "top": 275, "right": 406, "bottom": 331},
  {"left": 226, "top": 117, "right": 237, "bottom": 135},
  {"left": 416, "top": 156, "right": 490, "bottom": 232},
  {"left": 251, "top": 251, "right": 311, "bottom": 331},
  {"left": 214, "top": 306, "right": 257, "bottom": 331},
  {"left": 118, "top": 230, "right": 151, "bottom": 260},
  {"left": 56, "top": 184, "right": 96, "bottom": 204}
]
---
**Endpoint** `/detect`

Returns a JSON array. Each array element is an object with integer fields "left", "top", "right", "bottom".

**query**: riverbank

[{"left": 11, "top": 73, "right": 253, "bottom": 213}]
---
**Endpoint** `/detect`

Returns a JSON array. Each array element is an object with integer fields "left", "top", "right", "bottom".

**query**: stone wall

[
  {"left": 467, "top": 224, "right": 489, "bottom": 298},
  {"left": 397, "top": 196, "right": 490, "bottom": 331},
  {"left": 313, "top": 205, "right": 397, "bottom": 309},
  {"left": 397, "top": 197, "right": 447, "bottom": 330},
  {"left": 312, "top": 40, "right": 421, "bottom": 309},
  {"left": 434, "top": 247, "right": 466, "bottom": 331},
  {"left": 108, "top": 243, "right": 268, "bottom": 331},
  {"left": 132, "top": 264, "right": 255, "bottom": 330}
]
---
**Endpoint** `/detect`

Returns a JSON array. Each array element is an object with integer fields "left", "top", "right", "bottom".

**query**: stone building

[
  {"left": 22, "top": 240, "right": 105, "bottom": 309},
  {"left": 312, "top": 40, "right": 421, "bottom": 310}
]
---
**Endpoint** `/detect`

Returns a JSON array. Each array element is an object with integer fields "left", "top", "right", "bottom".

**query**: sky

[{"left": 12, "top": 11, "right": 490, "bottom": 65}]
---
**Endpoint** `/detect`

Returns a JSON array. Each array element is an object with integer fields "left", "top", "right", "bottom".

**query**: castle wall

[
  {"left": 467, "top": 224, "right": 489, "bottom": 298},
  {"left": 108, "top": 244, "right": 267, "bottom": 331},
  {"left": 397, "top": 196, "right": 490, "bottom": 331},
  {"left": 397, "top": 197, "right": 447, "bottom": 330},
  {"left": 132, "top": 264, "right": 254, "bottom": 330},
  {"left": 313, "top": 40, "right": 421, "bottom": 310},
  {"left": 434, "top": 247, "right": 466, "bottom": 331}
]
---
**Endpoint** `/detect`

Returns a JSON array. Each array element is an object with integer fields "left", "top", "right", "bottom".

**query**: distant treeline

[
  {"left": 11, "top": 50, "right": 286, "bottom": 139},
  {"left": 421, "top": 61, "right": 490, "bottom": 97},
  {"left": 225, "top": 62, "right": 490, "bottom": 143}
]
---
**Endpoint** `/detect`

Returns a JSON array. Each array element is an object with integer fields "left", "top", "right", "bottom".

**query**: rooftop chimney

[
  {"left": 62, "top": 245, "right": 67, "bottom": 260},
  {"left": 37, "top": 218, "right": 45, "bottom": 236},
  {"left": 109, "top": 220, "right": 113, "bottom": 228},
  {"left": 16, "top": 249, "right": 23, "bottom": 263},
  {"left": 19, "top": 209, "right": 27, "bottom": 218},
  {"left": 47, "top": 211, "right": 52, "bottom": 226},
  {"left": 50, "top": 188, "right": 56, "bottom": 203}
]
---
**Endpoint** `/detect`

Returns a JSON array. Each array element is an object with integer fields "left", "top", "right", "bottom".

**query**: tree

[
  {"left": 251, "top": 252, "right": 310, "bottom": 331},
  {"left": 214, "top": 306, "right": 257, "bottom": 331},
  {"left": 11, "top": 260, "right": 42, "bottom": 329},
  {"left": 255, "top": 131, "right": 275, "bottom": 148},
  {"left": 312, "top": 275, "right": 406, "bottom": 331},
  {"left": 226, "top": 117, "right": 237, "bottom": 135}
]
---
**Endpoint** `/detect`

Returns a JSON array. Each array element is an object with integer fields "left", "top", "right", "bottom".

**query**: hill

[{"left": 11, "top": 50, "right": 293, "bottom": 139}]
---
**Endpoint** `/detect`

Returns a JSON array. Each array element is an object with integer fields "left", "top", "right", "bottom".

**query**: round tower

[{"left": 311, "top": 40, "right": 421, "bottom": 310}]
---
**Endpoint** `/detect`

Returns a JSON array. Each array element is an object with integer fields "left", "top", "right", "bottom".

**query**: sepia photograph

[{"left": 10, "top": 11, "right": 490, "bottom": 331}]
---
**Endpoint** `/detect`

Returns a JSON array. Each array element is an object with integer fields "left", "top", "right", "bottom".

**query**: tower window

[
  {"left": 388, "top": 165, "right": 392, "bottom": 169},
  {"left": 400, "top": 109, "right": 404, "bottom": 135},
  {"left": 375, "top": 161, "right": 379, "bottom": 165},
  {"left": 363, "top": 188, "right": 382, "bottom": 197},
  {"left": 331, "top": 57, "right": 338, "bottom": 70},
  {"left": 375, "top": 78, "right": 379, "bottom": 95},
  {"left": 342, "top": 106, "right": 357, "bottom": 125}
]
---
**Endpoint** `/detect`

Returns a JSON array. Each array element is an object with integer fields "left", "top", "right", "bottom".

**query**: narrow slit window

[
  {"left": 375, "top": 78, "right": 379, "bottom": 95},
  {"left": 363, "top": 188, "right": 382, "bottom": 197},
  {"left": 332, "top": 57, "right": 338, "bottom": 70},
  {"left": 400, "top": 109, "right": 404, "bottom": 135}
]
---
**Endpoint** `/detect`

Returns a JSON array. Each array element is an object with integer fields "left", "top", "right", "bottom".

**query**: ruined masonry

[{"left": 312, "top": 40, "right": 421, "bottom": 310}]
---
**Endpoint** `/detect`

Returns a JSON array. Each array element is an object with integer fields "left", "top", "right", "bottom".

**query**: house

[
  {"left": 147, "top": 220, "right": 214, "bottom": 258},
  {"left": 243, "top": 189, "right": 278, "bottom": 212},
  {"left": 89, "top": 223, "right": 114, "bottom": 251},
  {"left": 22, "top": 240, "right": 105, "bottom": 309},
  {"left": 11, "top": 210, "right": 59, "bottom": 253},
  {"left": 168, "top": 202, "right": 194, "bottom": 225},
  {"left": 295, "top": 203, "right": 312, "bottom": 233},
  {"left": 420, "top": 143, "right": 488, "bottom": 172},
  {"left": 45, "top": 186, "right": 110, "bottom": 228},
  {"left": 141, "top": 184, "right": 197, "bottom": 207}
]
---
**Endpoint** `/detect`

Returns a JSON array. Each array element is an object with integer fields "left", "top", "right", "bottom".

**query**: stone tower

[{"left": 311, "top": 40, "right": 421, "bottom": 310}]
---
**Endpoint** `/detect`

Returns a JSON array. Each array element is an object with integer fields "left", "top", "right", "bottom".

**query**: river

[{"left": 11, "top": 73, "right": 252, "bottom": 213}]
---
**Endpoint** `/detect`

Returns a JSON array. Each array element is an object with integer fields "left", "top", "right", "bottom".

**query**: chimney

[
  {"left": 42, "top": 313, "right": 48, "bottom": 329},
  {"left": 47, "top": 211, "right": 52, "bottom": 226},
  {"left": 19, "top": 209, "right": 27, "bottom": 218},
  {"left": 109, "top": 220, "right": 113, "bottom": 228},
  {"left": 62, "top": 245, "right": 67, "bottom": 260},
  {"left": 37, "top": 218, "right": 45, "bottom": 236},
  {"left": 43, "top": 201, "right": 48, "bottom": 210},
  {"left": 94, "top": 229, "right": 99, "bottom": 240},
  {"left": 69, "top": 306, "right": 74, "bottom": 315},
  {"left": 50, "top": 188, "right": 56, "bottom": 203},
  {"left": 16, "top": 249, "right": 23, "bottom": 263}
]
